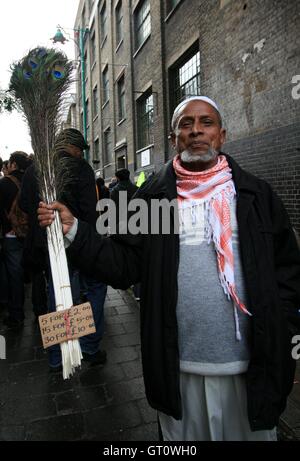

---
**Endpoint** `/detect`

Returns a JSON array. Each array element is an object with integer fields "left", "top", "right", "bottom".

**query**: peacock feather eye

[
  {"left": 52, "top": 65, "right": 65, "bottom": 80},
  {"left": 28, "top": 57, "right": 39, "bottom": 70},
  {"left": 23, "top": 70, "right": 33, "bottom": 79},
  {"left": 36, "top": 48, "right": 47, "bottom": 59}
]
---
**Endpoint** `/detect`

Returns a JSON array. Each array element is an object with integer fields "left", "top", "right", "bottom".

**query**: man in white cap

[{"left": 38, "top": 96, "right": 300, "bottom": 441}]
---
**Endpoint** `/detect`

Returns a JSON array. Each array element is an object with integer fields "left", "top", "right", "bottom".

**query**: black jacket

[
  {"left": 19, "top": 155, "right": 97, "bottom": 270},
  {"left": 67, "top": 154, "right": 300, "bottom": 431},
  {"left": 56, "top": 152, "right": 97, "bottom": 227},
  {"left": 0, "top": 170, "right": 24, "bottom": 235},
  {"left": 110, "top": 179, "right": 138, "bottom": 207}
]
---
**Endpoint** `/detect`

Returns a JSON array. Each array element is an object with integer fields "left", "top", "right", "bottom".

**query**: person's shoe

[
  {"left": 3, "top": 316, "right": 24, "bottom": 329},
  {"left": 82, "top": 350, "right": 107, "bottom": 366}
]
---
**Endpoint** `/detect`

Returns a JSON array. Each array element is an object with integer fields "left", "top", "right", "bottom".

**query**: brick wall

[
  {"left": 197, "top": 0, "right": 300, "bottom": 232},
  {"left": 224, "top": 123, "right": 300, "bottom": 232}
]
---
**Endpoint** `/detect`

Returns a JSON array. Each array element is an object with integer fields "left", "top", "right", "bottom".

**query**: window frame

[
  {"left": 134, "top": 0, "right": 151, "bottom": 51},
  {"left": 86, "top": 99, "right": 90, "bottom": 140},
  {"left": 136, "top": 90, "right": 154, "bottom": 150},
  {"left": 90, "top": 32, "right": 96, "bottom": 65},
  {"left": 166, "top": 0, "right": 181, "bottom": 15},
  {"left": 100, "top": 2, "right": 108, "bottom": 44},
  {"left": 102, "top": 66, "right": 110, "bottom": 105},
  {"left": 92, "top": 85, "right": 98, "bottom": 117},
  {"left": 115, "top": 0, "right": 124, "bottom": 47},
  {"left": 103, "top": 127, "right": 112, "bottom": 165},
  {"left": 169, "top": 48, "right": 200, "bottom": 115},
  {"left": 93, "top": 138, "right": 100, "bottom": 162},
  {"left": 117, "top": 75, "right": 126, "bottom": 122}
]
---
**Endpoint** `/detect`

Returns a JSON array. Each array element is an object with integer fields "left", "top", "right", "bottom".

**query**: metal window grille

[
  {"left": 137, "top": 92, "right": 154, "bottom": 149},
  {"left": 135, "top": 0, "right": 151, "bottom": 50},
  {"left": 171, "top": 50, "right": 200, "bottom": 112}
]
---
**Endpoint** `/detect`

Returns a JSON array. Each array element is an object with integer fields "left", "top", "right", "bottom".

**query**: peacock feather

[
  {"left": 9, "top": 47, "right": 82, "bottom": 379},
  {"left": 9, "top": 47, "right": 74, "bottom": 202}
]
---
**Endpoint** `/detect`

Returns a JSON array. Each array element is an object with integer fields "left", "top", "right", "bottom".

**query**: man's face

[{"left": 171, "top": 100, "right": 226, "bottom": 170}]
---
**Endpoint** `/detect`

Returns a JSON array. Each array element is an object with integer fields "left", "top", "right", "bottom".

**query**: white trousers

[{"left": 158, "top": 373, "right": 277, "bottom": 441}]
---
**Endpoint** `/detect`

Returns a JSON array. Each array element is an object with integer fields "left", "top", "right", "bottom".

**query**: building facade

[{"left": 74, "top": 0, "right": 300, "bottom": 232}]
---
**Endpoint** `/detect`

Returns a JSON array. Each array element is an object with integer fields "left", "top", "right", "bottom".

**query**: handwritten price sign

[{"left": 39, "top": 303, "right": 96, "bottom": 349}]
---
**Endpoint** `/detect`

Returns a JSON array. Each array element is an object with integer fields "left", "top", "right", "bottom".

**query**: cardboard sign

[{"left": 39, "top": 302, "right": 96, "bottom": 349}]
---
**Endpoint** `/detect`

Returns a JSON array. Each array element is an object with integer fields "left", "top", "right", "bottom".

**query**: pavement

[
  {"left": 0, "top": 284, "right": 299, "bottom": 442},
  {"left": 0, "top": 286, "right": 158, "bottom": 441}
]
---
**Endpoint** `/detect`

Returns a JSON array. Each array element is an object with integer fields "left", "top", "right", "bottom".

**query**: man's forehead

[{"left": 178, "top": 100, "right": 218, "bottom": 117}]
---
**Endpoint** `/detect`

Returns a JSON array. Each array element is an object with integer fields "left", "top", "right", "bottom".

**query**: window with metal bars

[
  {"left": 135, "top": 0, "right": 151, "bottom": 50},
  {"left": 137, "top": 91, "right": 154, "bottom": 149},
  {"left": 170, "top": 49, "right": 200, "bottom": 114}
]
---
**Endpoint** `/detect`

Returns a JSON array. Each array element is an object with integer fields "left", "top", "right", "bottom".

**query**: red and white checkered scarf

[{"left": 173, "top": 154, "right": 251, "bottom": 339}]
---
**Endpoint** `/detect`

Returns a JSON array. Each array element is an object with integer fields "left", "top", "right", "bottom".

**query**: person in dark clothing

[
  {"left": 19, "top": 164, "right": 48, "bottom": 319},
  {"left": 0, "top": 151, "right": 30, "bottom": 327},
  {"left": 1, "top": 160, "right": 9, "bottom": 177},
  {"left": 108, "top": 177, "right": 118, "bottom": 193},
  {"left": 109, "top": 168, "right": 138, "bottom": 236},
  {"left": 33, "top": 129, "right": 107, "bottom": 370},
  {"left": 96, "top": 177, "right": 110, "bottom": 202},
  {"left": 38, "top": 97, "right": 300, "bottom": 440},
  {"left": 110, "top": 168, "right": 138, "bottom": 206},
  {"left": 110, "top": 168, "right": 139, "bottom": 298}
]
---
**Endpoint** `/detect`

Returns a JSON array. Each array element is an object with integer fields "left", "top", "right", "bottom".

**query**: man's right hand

[{"left": 37, "top": 201, "right": 75, "bottom": 235}]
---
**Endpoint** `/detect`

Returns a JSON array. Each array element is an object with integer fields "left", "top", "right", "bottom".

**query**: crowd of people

[{"left": 0, "top": 131, "right": 138, "bottom": 372}]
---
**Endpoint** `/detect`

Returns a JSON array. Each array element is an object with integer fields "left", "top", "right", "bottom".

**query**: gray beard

[{"left": 180, "top": 147, "right": 219, "bottom": 164}]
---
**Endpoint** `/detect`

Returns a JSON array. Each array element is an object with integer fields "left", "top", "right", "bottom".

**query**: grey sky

[{"left": 0, "top": 0, "right": 80, "bottom": 160}]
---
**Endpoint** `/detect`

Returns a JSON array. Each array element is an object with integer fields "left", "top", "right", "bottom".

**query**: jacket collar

[
  {"left": 143, "top": 153, "right": 261, "bottom": 199},
  {"left": 224, "top": 153, "right": 261, "bottom": 195}
]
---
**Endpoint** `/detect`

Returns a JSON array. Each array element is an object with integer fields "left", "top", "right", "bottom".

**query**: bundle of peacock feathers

[{"left": 9, "top": 47, "right": 82, "bottom": 379}]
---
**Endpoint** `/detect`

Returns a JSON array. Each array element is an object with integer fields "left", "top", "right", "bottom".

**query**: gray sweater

[{"left": 176, "top": 198, "right": 251, "bottom": 375}]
